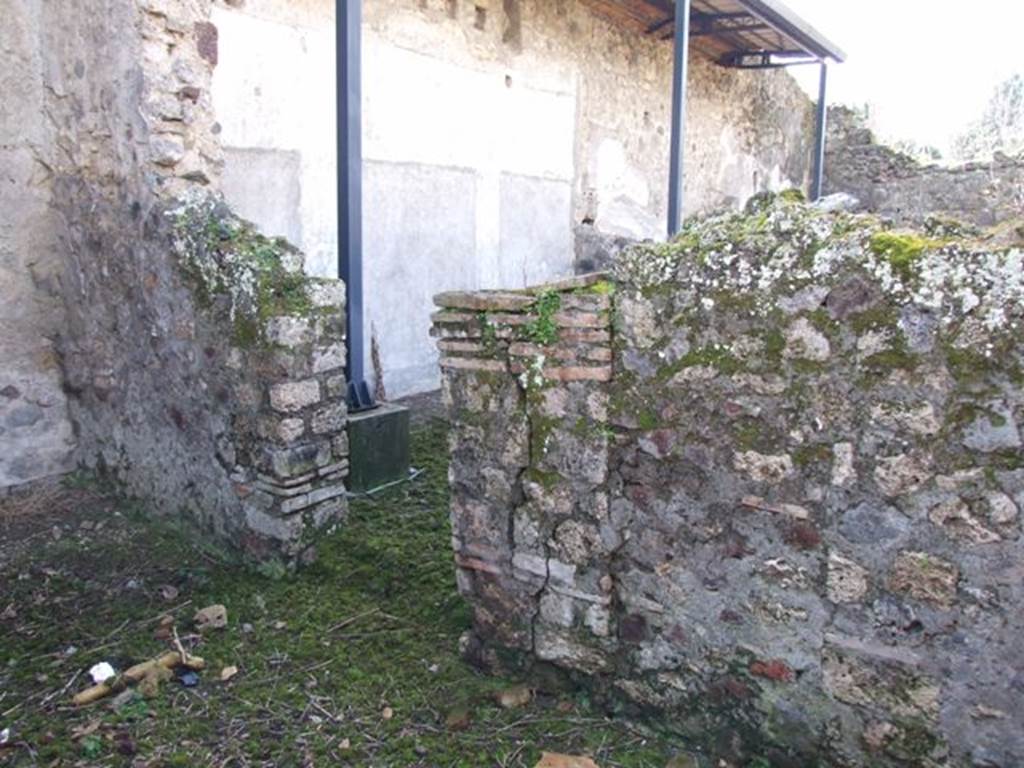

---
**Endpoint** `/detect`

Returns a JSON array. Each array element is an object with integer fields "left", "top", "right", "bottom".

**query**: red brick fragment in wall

[
  {"left": 706, "top": 675, "right": 755, "bottom": 706},
  {"left": 749, "top": 659, "right": 795, "bottom": 682},
  {"left": 195, "top": 22, "right": 219, "bottom": 66},
  {"left": 650, "top": 429, "right": 673, "bottom": 457},
  {"left": 784, "top": 521, "right": 822, "bottom": 550}
]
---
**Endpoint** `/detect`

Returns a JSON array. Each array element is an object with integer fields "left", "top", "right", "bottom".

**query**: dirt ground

[{"left": 0, "top": 420, "right": 696, "bottom": 768}]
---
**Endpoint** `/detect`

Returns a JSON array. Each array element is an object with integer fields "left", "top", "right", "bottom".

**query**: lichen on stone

[
  {"left": 614, "top": 193, "right": 1024, "bottom": 341},
  {"left": 167, "top": 190, "right": 337, "bottom": 346}
]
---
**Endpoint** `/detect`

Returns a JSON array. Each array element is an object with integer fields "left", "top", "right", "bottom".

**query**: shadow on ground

[{"left": 0, "top": 420, "right": 689, "bottom": 767}]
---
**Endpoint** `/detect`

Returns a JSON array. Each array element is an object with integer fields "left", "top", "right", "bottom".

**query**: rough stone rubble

[
  {"left": 1, "top": 0, "right": 349, "bottom": 561},
  {"left": 824, "top": 105, "right": 1024, "bottom": 229},
  {"left": 437, "top": 194, "right": 1024, "bottom": 767}
]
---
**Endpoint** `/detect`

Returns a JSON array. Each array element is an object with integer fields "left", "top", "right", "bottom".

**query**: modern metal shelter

[
  {"left": 336, "top": 0, "right": 371, "bottom": 410},
  {"left": 578, "top": 0, "right": 845, "bottom": 235},
  {"left": 335, "top": 0, "right": 843, "bottom": 407}
]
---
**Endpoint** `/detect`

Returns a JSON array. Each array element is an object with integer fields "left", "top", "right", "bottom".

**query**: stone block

[
  {"left": 265, "top": 316, "right": 313, "bottom": 347},
  {"left": 332, "top": 431, "right": 349, "bottom": 458},
  {"left": 560, "top": 328, "right": 611, "bottom": 343},
  {"left": 245, "top": 504, "right": 302, "bottom": 543},
  {"left": 311, "top": 401, "right": 347, "bottom": 435},
  {"left": 280, "top": 482, "right": 346, "bottom": 514},
  {"left": 306, "top": 280, "right": 345, "bottom": 309},
  {"left": 325, "top": 374, "right": 346, "bottom": 399},
  {"left": 254, "top": 479, "right": 313, "bottom": 499},
  {"left": 269, "top": 379, "right": 320, "bottom": 413},
  {"left": 961, "top": 401, "right": 1021, "bottom": 453},
  {"left": 889, "top": 552, "right": 958, "bottom": 608},
  {"left": 434, "top": 290, "right": 535, "bottom": 312},
  {"left": 873, "top": 454, "right": 932, "bottom": 497},
  {"left": 263, "top": 441, "right": 331, "bottom": 480},
  {"left": 440, "top": 357, "right": 507, "bottom": 372},
  {"left": 274, "top": 417, "right": 306, "bottom": 443},
  {"left": 827, "top": 552, "right": 869, "bottom": 603},
  {"left": 783, "top": 317, "right": 831, "bottom": 361},
  {"left": 438, "top": 340, "right": 492, "bottom": 356},
  {"left": 553, "top": 311, "right": 605, "bottom": 328},
  {"left": 312, "top": 343, "right": 345, "bottom": 373},
  {"left": 733, "top": 451, "right": 795, "bottom": 483}
]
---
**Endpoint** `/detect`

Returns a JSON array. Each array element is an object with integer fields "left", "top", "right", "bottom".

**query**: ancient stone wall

[
  {"left": 1, "top": 2, "right": 78, "bottom": 488},
  {"left": 825, "top": 106, "right": 1024, "bottom": 228},
  {"left": 1, "top": 0, "right": 348, "bottom": 559},
  {"left": 433, "top": 274, "right": 614, "bottom": 655},
  {"left": 436, "top": 196, "right": 1024, "bottom": 766},
  {"left": 61, "top": 191, "right": 350, "bottom": 562}
]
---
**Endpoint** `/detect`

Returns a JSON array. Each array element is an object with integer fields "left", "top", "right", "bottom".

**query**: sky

[{"left": 781, "top": 0, "right": 1024, "bottom": 155}]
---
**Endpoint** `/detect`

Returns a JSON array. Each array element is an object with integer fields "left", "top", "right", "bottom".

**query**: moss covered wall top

[
  {"left": 603, "top": 194, "right": 1023, "bottom": 766},
  {"left": 440, "top": 193, "right": 1024, "bottom": 767},
  {"left": 170, "top": 191, "right": 343, "bottom": 348}
]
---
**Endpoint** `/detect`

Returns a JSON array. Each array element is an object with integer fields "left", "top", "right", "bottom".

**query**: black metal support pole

[
  {"left": 667, "top": 0, "right": 692, "bottom": 237},
  {"left": 811, "top": 60, "right": 828, "bottom": 201},
  {"left": 337, "top": 0, "right": 374, "bottom": 411}
]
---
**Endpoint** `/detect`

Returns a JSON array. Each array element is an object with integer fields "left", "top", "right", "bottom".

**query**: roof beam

[
  {"left": 718, "top": 49, "right": 819, "bottom": 68},
  {"left": 693, "top": 22, "right": 769, "bottom": 37},
  {"left": 647, "top": 10, "right": 755, "bottom": 35},
  {"left": 634, "top": 0, "right": 845, "bottom": 66},
  {"left": 661, "top": 18, "right": 770, "bottom": 40},
  {"left": 735, "top": 0, "right": 845, "bottom": 61}
]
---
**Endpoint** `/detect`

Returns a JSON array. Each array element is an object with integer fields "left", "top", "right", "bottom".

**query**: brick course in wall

[{"left": 433, "top": 274, "right": 615, "bottom": 658}]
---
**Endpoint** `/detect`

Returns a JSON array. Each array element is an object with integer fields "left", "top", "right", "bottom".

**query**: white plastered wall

[
  {"left": 211, "top": 0, "right": 812, "bottom": 397},
  {"left": 212, "top": 0, "right": 577, "bottom": 396}
]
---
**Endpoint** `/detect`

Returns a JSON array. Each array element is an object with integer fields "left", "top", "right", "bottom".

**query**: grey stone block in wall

[{"left": 573, "top": 223, "right": 635, "bottom": 275}]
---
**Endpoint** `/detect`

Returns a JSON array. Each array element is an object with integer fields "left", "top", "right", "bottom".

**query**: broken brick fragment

[{"left": 750, "top": 659, "right": 795, "bottom": 682}]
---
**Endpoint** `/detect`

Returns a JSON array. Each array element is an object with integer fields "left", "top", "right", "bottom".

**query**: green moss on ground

[{"left": 0, "top": 423, "right": 682, "bottom": 767}]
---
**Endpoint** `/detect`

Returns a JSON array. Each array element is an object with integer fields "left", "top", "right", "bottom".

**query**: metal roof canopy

[
  {"left": 576, "top": 0, "right": 844, "bottom": 234},
  {"left": 580, "top": 0, "right": 845, "bottom": 67}
]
